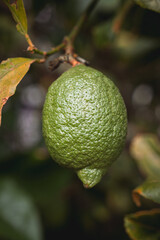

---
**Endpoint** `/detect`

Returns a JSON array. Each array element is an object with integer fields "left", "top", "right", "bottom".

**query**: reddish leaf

[
  {"left": 0, "top": 57, "right": 35, "bottom": 126},
  {"left": 133, "top": 180, "right": 160, "bottom": 206},
  {"left": 125, "top": 209, "right": 160, "bottom": 240}
]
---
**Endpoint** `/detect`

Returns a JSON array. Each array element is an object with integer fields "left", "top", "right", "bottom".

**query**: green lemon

[{"left": 42, "top": 64, "right": 127, "bottom": 188}]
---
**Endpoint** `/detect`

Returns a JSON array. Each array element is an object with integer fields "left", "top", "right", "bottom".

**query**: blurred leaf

[
  {"left": 0, "top": 57, "right": 35, "bottom": 126},
  {"left": 97, "top": 0, "right": 121, "bottom": 11},
  {"left": 133, "top": 180, "right": 160, "bottom": 206},
  {"left": 124, "top": 209, "right": 160, "bottom": 240},
  {"left": 3, "top": 0, "right": 28, "bottom": 35},
  {"left": 23, "top": 165, "right": 72, "bottom": 227},
  {"left": 0, "top": 16, "right": 24, "bottom": 56},
  {"left": 93, "top": 20, "right": 116, "bottom": 48},
  {"left": 0, "top": 178, "right": 42, "bottom": 240},
  {"left": 76, "top": 0, "right": 120, "bottom": 14},
  {"left": 114, "top": 32, "right": 159, "bottom": 59},
  {"left": 130, "top": 134, "right": 160, "bottom": 179},
  {"left": 0, "top": 154, "right": 73, "bottom": 227},
  {"left": 134, "top": 0, "right": 160, "bottom": 13},
  {"left": 93, "top": 24, "right": 159, "bottom": 59}
]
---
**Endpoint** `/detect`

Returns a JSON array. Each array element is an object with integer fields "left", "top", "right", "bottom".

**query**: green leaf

[
  {"left": 93, "top": 20, "right": 116, "bottom": 48},
  {"left": 3, "top": 0, "right": 28, "bottom": 35},
  {"left": 134, "top": 0, "right": 160, "bottom": 13},
  {"left": 133, "top": 180, "right": 160, "bottom": 206},
  {"left": 130, "top": 134, "right": 160, "bottom": 179},
  {"left": 0, "top": 57, "right": 35, "bottom": 126},
  {"left": 124, "top": 209, "right": 160, "bottom": 240},
  {"left": 97, "top": 0, "right": 121, "bottom": 11},
  {"left": 0, "top": 178, "right": 42, "bottom": 240},
  {"left": 114, "top": 32, "right": 159, "bottom": 59}
]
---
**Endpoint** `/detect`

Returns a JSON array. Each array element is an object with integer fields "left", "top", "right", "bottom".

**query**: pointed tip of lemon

[{"left": 77, "top": 166, "right": 106, "bottom": 188}]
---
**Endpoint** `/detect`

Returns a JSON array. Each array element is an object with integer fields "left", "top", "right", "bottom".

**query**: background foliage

[{"left": 0, "top": 0, "right": 160, "bottom": 239}]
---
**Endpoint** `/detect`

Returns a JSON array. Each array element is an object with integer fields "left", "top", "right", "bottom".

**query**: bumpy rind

[{"left": 42, "top": 64, "right": 127, "bottom": 187}]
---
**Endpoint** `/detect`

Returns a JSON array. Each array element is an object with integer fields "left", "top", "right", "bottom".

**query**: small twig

[
  {"left": 69, "top": 0, "right": 100, "bottom": 43},
  {"left": 26, "top": 0, "right": 99, "bottom": 64},
  {"left": 46, "top": 0, "right": 99, "bottom": 58},
  {"left": 49, "top": 54, "right": 89, "bottom": 71},
  {"left": 112, "top": 0, "right": 134, "bottom": 33},
  {"left": 25, "top": 33, "right": 35, "bottom": 50},
  {"left": 63, "top": 37, "right": 74, "bottom": 55},
  {"left": 49, "top": 55, "right": 80, "bottom": 70},
  {"left": 25, "top": 33, "right": 47, "bottom": 56},
  {"left": 45, "top": 42, "right": 65, "bottom": 57},
  {"left": 27, "top": 46, "right": 46, "bottom": 56},
  {"left": 35, "top": 58, "right": 46, "bottom": 63},
  {"left": 25, "top": 33, "right": 65, "bottom": 57}
]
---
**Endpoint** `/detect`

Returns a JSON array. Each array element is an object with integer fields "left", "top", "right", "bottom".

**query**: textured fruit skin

[{"left": 42, "top": 64, "right": 127, "bottom": 188}]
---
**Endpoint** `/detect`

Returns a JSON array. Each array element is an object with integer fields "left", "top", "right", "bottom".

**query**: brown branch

[
  {"left": 26, "top": 0, "right": 100, "bottom": 59},
  {"left": 112, "top": 0, "right": 134, "bottom": 33},
  {"left": 68, "top": 0, "right": 100, "bottom": 43}
]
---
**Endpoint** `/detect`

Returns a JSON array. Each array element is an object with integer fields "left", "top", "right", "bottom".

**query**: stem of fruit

[{"left": 26, "top": 0, "right": 99, "bottom": 59}]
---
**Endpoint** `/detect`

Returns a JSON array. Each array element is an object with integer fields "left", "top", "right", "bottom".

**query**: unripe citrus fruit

[{"left": 42, "top": 64, "right": 127, "bottom": 188}]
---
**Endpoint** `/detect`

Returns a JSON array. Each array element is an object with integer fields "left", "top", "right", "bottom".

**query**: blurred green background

[{"left": 0, "top": 0, "right": 160, "bottom": 239}]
